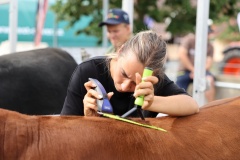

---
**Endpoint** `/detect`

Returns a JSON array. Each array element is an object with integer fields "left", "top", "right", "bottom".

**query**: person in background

[
  {"left": 61, "top": 30, "right": 199, "bottom": 117},
  {"left": 176, "top": 27, "right": 215, "bottom": 102},
  {"left": 99, "top": 8, "right": 132, "bottom": 54}
]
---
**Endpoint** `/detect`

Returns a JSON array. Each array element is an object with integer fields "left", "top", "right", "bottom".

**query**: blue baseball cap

[{"left": 99, "top": 8, "right": 130, "bottom": 27}]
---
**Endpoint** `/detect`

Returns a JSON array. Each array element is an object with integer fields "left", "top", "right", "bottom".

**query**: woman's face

[{"left": 111, "top": 52, "right": 144, "bottom": 92}]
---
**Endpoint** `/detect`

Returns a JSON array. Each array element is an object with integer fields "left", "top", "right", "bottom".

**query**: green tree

[
  {"left": 51, "top": 0, "right": 240, "bottom": 43},
  {"left": 51, "top": 0, "right": 121, "bottom": 44},
  {"left": 209, "top": 0, "right": 240, "bottom": 41},
  {"left": 153, "top": 0, "right": 240, "bottom": 40},
  {"left": 51, "top": 0, "right": 169, "bottom": 43},
  {"left": 133, "top": 1, "right": 162, "bottom": 32}
]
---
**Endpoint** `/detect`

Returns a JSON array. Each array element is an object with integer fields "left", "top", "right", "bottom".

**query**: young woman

[{"left": 61, "top": 30, "right": 199, "bottom": 117}]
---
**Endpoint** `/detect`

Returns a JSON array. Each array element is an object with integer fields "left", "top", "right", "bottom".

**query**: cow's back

[
  {"left": 0, "top": 48, "right": 77, "bottom": 115},
  {"left": 0, "top": 97, "right": 239, "bottom": 159}
]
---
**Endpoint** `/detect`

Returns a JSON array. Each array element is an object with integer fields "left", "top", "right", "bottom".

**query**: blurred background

[{"left": 0, "top": 0, "right": 240, "bottom": 101}]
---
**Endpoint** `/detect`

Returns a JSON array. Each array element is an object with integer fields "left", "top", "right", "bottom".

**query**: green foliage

[
  {"left": 154, "top": 0, "right": 239, "bottom": 38},
  {"left": 218, "top": 23, "right": 240, "bottom": 41},
  {"left": 133, "top": 1, "right": 160, "bottom": 32},
  {"left": 161, "top": 0, "right": 197, "bottom": 35},
  {"left": 51, "top": 0, "right": 104, "bottom": 42},
  {"left": 208, "top": 0, "right": 240, "bottom": 41},
  {"left": 50, "top": 0, "right": 240, "bottom": 43}
]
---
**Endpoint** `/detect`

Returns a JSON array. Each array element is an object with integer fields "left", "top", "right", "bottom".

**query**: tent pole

[
  {"left": 193, "top": 0, "right": 210, "bottom": 107},
  {"left": 122, "top": 0, "right": 134, "bottom": 32},
  {"left": 102, "top": 0, "right": 109, "bottom": 48},
  {"left": 9, "top": 0, "right": 18, "bottom": 53}
]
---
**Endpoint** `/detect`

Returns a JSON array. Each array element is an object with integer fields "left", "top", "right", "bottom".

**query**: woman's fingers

[
  {"left": 134, "top": 74, "right": 158, "bottom": 109},
  {"left": 135, "top": 72, "right": 142, "bottom": 86},
  {"left": 142, "top": 75, "right": 159, "bottom": 84},
  {"left": 83, "top": 91, "right": 98, "bottom": 116},
  {"left": 107, "top": 92, "right": 114, "bottom": 99},
  {"left": 84, "top": 81, "right": 97, "bottom": 91},
  {"left": 83, "top": 81, "right": 103, "bottom": 116},
  {"left": 134, "top": 81, "right": 154, "bottom": 97},
  {"left": 83, "top": 80, "right": 115, "bottom": 116}
]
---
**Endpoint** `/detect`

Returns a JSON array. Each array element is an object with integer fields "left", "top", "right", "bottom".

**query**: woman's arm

[
  {"left": 61, "top": 67, "right": 85, "bottom": 115},
  {"left": 146, "top": 94, "right": 199, "bottom": 116},
  {"left": 134, "top": 73, "right": 199, "bottom": 117}
]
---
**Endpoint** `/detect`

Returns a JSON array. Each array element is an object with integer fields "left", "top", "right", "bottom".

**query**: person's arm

[
  {"left": 178, "top": 46, "right": 194, "bottom": 72},
  {"left": 61, "top": 66, "right": 85, "bottom": 115},
  {"left": 146, "top": 95, "right": 199, "bottom": 116},
  {"left": 205, "top": 56, "right": 213, "bottom": 71},
  {"left": 61, "top": 89, "right": 83, "bottom": 115},
  {"left": 134, "top": 73, "right": 199, "bottom": 116}
]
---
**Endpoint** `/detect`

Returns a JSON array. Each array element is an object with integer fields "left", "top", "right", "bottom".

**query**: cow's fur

[
  {"left": 0, "top": 96, "right": 240, "bottom": 160},
  {"left": 0, "top": 48, "right": 77, "bottom": 115}
]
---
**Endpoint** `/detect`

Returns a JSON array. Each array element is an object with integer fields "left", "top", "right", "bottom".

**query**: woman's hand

[
  {"left": 83, "top": 81, "right": 113, "bottom": 116},
  {"left": 133, "top": 73, "right": 158, "bottom": 110}
]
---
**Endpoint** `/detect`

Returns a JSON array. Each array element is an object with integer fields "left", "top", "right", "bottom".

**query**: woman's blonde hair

[{"left": 107, "top": 30, "right": 167, "bottom": 78}]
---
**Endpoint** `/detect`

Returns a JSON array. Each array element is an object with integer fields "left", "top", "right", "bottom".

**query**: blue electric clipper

[{"left": 89, "top": 78, "right": 113, "bottom": 114}]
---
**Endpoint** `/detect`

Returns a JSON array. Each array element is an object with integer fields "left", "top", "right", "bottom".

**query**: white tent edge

[{"left": 0, "top": 0, "right": 18, "bottom": 53}]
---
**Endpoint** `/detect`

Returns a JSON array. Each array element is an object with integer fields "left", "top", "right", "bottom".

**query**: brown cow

[{"left": 0, "top": 96, "right": 240, "bottom": 160}]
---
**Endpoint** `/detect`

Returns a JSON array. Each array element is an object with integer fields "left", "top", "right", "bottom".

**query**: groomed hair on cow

[{"left": 0, "top": 96, "right": 240, "bottom": 159}]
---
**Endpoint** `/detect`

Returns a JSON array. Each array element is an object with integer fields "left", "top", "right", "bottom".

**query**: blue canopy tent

[{"left": 0, "top": 0, "right": 99, "bottom": 49}]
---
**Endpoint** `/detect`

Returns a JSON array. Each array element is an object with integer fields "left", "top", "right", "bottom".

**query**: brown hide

[{"left": 0, "top": 96, "right": 240, "bottom": 160}]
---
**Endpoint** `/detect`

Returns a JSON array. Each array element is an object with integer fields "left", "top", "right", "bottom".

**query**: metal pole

[
  {"left": 102, "top": 0, "right": 108, "bottom": 47},
  {"left": 215, "top": 82, "right": 240, "bottom": 90},
  {"left": 9, "top": 0, "right": 18, "bottom": 53},
  {"left": 122, "top": 0, "right": 134, "bottom": 32},
  {"left": 53, "top": 5, "right": 58, "bottom": 47},
  {"left": 193, "top": 0, "right": 210, "bottom": 107}
]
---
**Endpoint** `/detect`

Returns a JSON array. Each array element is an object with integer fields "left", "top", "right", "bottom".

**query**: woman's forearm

[{"left": 147, "top": 95, "right": 199, "bottom": 116}]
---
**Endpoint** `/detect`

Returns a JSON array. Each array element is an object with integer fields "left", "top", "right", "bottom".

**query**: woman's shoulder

[
  {"left": 77, "top": 56, "right": 107, "bottom": 68},
  {"left": 81, "top": 56, "right": 107, "bottom": 64},
  {"left": 73, "top": 56, "right": 109, "bottom": 78}
]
